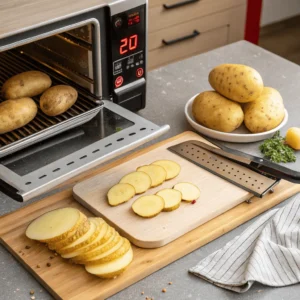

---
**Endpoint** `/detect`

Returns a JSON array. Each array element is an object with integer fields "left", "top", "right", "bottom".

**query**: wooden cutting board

[
  {"left": 1, "top": 132, "right": 300, "bottom": 300},
  {"left": 73, "top": 131, "right": 253, "bottom": 248}
]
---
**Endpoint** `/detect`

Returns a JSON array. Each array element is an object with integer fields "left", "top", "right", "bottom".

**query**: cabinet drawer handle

[
  {"left": 163, "top": 0, "right": 200, "bottom": 10},
  {"left": 162, "top": 30, "right": 200, "bottom": 46}
]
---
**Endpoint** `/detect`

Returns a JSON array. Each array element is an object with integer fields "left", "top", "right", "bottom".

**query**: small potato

[
  {"left": 192, "top": 91, "right": 244, "bottom": 133},
  {"left": 40, "top": 85, "right": 78, "bottom": 116},
  {"left": 285, "top": 127, "right": 300, "bottom": 150},
  {"left": 2, "top": 71, "right": 52, "bottom": 99},
  {"left": 0, "top": 98, "right": 37, "bottom": 134},
  {"left": 244, "top": 87, "right": 285, "bottom": 133},
  {"left": 209, "top": 64, "right": 263, "bottom": 103}
]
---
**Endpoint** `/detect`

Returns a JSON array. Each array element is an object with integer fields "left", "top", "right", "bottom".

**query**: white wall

[{"left": 261, "top": 0, "right": 300, "bottom": 26}]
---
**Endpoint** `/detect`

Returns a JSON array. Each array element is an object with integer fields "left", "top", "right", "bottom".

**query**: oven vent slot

[{"left": 0, "top": 51, "right": 101, "bottom": 155}]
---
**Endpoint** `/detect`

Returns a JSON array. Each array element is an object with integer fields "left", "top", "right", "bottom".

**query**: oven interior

[
  {"left": 17, "top": 25, "right": 101, "bottom": 95},
  {"left": 0, "top": 22, "right": 109, "bottom": 157}
]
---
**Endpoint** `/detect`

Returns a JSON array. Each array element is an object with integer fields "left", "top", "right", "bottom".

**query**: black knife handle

[
  {"left": 163, "top": 0, "right": 200, "bottom": 9},
  {"left": 162, "top": 30, "right": 200, "bottom": 46}
]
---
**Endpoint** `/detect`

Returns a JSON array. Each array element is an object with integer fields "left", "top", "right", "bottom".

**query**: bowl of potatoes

[{"left": 185, "top": 64, "right": 288, "bottom": 143}]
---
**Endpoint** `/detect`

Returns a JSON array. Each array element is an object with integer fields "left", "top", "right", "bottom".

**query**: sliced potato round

[
  {"left": 72, "top": 230, "right": 120, "bottom": 264},
  {"left": 87, "top": 238, "right": 131, "bottom": 265},
  {"left": 58, "top": 218, "right": 103, "bottom": 255},
  {"left": 132, "top": 195, "right": 165, "bottom": 218},
  {"left": 156, "top": 188, "right": 182, "bottom": 212},
  {"left": 61, "top": 221, "right": 108, "bottom": 259},
  {"left": 48, "top": 219, "right": 90, "bottom": 251},
  {"left": 107, "top": 183, "right": 136, "bottom": 206},
  {"left": 173, "top": 182, "right": 200, "bottom": 202},
  {"left": 151, "top": 160, "right": 181, "bottom": 180},
  {"left": 137, "top": 165, "right": 167, "bottom": 187},
  {"left": 84, "top": 237, "right": 124, "bottom": 263},
  {"left": 82, "top": 223, "right": 114, "bottom": 252},
  {"left": 25, "top": 208, "right": 86, "bottom": 243},
  {"left": 85, "top": 247, "right": 133, "bottom": 279},
  {"left": 119, "top": 171, "right": 151, "bottom": 194}
]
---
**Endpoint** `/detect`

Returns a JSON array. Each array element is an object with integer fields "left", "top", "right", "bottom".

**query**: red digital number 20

[{"left": 120, "top": 35, "right": 138, "bottom": 55}]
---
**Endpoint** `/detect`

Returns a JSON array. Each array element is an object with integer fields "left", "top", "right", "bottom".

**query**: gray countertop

[{"left": 1, "top": 41, "right": 300, "bottom": 300}]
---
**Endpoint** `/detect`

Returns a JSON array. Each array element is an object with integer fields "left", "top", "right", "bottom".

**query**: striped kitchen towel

[{"left": 189, "top": 194, "right": 300, "bottom": 293}]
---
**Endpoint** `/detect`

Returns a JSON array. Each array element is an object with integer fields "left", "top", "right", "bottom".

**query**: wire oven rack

[{"left": 0, "top": 51, "right": 102, "bottom": 158}]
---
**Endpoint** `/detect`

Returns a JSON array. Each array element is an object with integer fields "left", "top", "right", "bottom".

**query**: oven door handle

[
  {"left": 162, "top": 30, "right": 200, "bottom": 46},
  {"left": 163, "top": 0, "right": 200, "bottom": 10}
]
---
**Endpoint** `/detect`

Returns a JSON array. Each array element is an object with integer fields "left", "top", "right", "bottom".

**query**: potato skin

[
  {"left": 0, "top": 98, "right": 38, "bottom": 134},
  {"left": 244, "top": 87, "right": 285, "bottom": 133},
  {"left": 2, "top": 71, "right": 52, "bottom": 100},
  {"left": 40, "top": 85, "right": 78, "bottom": 116},
  {"left": 209, "top": 64, "right": 263, "bottom": 103},
  {"left": 192, "top": 91, "right": 244, "bottom": 133}
]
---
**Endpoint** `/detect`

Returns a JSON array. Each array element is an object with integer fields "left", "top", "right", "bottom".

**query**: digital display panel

[
  {"left": 119, "top": 34, "right": 138, "bottom": 55},
  {"left": 128, "top": 13, "right": 140, "bottom": 26}
]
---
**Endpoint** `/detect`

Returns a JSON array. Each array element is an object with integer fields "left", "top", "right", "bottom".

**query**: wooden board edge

[
  {"left": 74, "top": 192, "right": 253, "bottom": 249},
  {"left": 0, "top": 238, "right": 62, "bottom": 300}
]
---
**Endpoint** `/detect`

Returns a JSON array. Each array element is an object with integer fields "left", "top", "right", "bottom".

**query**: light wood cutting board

[
  {"left": 1, "top": 132, "right": 300, "bottom": 300},
  {"left": 73, "top": 131, "right": 253, "bottom": 248}
]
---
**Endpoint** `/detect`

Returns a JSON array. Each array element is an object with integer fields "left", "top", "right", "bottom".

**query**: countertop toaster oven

[{"left": 0, "top": 0, "right": 169, "bottom": 202}]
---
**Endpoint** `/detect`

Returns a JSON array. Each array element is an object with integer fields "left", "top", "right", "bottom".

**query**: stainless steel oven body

[{"left": 0, "top": 0, "right": 169, "bottom": 201}]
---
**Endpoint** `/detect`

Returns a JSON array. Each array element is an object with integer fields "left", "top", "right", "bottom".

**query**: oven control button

[
  {"left": 115, "top": 76, "right": 124, "bottom": 88},
  {"left": 136, "top": 68, "right": 144, "bottom": 78},
  {"left": 114, "top": 17, "right": 123, "bottom": 28}
]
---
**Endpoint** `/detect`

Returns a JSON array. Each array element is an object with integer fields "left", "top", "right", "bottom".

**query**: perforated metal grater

[{"left": 168, "top": 140, "right": 300, "bottom": 198}]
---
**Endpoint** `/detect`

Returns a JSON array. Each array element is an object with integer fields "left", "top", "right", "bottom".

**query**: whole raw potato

[
  {"left": 2, "top": 71, "right": 52, "bottom": 99},
  {"left": 244, "top": 87, "right": 285, "bottom": 133},
  {"left": 192, "top": 91, "right": 244, "bottom": 132},
  {"left": 40, "top": 85, "right": 78, "bottom": 116},
  {"left": 209, "top": 64, "right": 263, "bottom": 103},
  {"left": 0, "top": 98, "right": 38, "bottom": 134}
]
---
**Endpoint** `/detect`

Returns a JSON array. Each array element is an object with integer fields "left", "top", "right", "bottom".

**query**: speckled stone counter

[{"left": 1, "top": 41, "right": 300, "bottom": 300}]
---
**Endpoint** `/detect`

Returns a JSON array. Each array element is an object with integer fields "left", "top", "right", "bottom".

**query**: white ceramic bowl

[{"left": 185, "top": 94, "right": 288, "bottom": 143}]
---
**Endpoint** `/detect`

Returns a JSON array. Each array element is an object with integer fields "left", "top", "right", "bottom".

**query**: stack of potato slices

[{"left": 26, "top": 207, "right": 133, "bottom": 278}]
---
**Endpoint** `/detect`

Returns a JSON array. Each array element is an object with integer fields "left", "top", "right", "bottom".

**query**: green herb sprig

[{"left": 259, "top": 131, "right": 296, "bottom": 163}]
